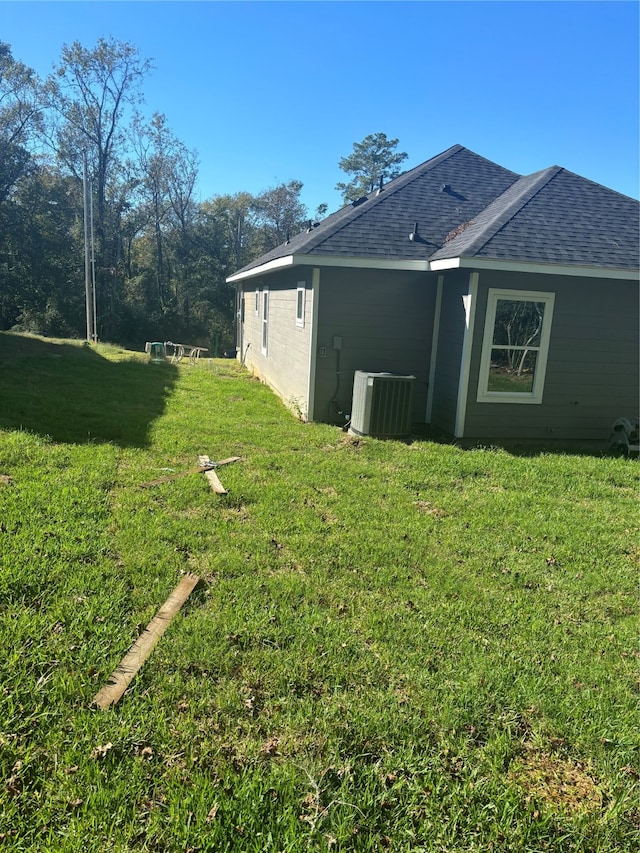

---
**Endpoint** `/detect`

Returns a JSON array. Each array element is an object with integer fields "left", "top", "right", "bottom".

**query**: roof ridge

[
  {"left": 438, "top": 165, "right": 563, "bottom": 258},
  {"left": 301, "top": 144, "right": 466, "bottom": 254}
]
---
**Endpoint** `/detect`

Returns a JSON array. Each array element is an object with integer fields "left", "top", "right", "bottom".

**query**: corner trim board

[
  {"left": 454, "top": 271, "right": 479, "bottom": 438},
  {"left": 306, "top": 268, "right": 320, "bottom": 420}
]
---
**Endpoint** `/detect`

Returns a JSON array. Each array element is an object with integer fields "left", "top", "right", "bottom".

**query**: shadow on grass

[{"left": 0, "top": 333, "right": 178, "bottom": 447}]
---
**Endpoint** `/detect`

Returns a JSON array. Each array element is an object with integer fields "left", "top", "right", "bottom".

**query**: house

[{"left": 227, "top": 145, "right": 639, "bottom": 446}]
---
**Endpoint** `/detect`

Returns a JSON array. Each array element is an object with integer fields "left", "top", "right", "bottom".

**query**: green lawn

[{"left": 0, "top": 332, "right": 638, "bottom": 852}]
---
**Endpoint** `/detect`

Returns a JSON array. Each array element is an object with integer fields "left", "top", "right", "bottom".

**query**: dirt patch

[
  {"left": 338, "top": 435, "right": 365, "bottom": 450},
  {"left": 509, "top": 750, "right": 604, "bottom": 814},
  {"left": 222, "top": 504, "right": 250, "bottom": 523},
  {"left": 414, "top": 500, "right": 447, "bottom": 518}
]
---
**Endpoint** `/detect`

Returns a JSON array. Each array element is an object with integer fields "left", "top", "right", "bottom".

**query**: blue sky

[{"left": 1, "top": 1, "right": 638, "bottom": 215}]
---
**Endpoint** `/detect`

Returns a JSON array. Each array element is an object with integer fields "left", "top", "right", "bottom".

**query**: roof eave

[
  {"left": 227, "top": 253, "right": 638, "bottom": 284},
  {"left": 226, "top": 255, "right": 295, "bottom": 283},
  {"left": 227, "top": 253, "right": 430, "bottom": 282},
  {"left": 430, "top": 256, "right": 639, "bottom": 280}
]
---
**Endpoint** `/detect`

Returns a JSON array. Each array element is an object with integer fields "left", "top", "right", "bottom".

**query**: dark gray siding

[
  {"left": 463, "top": 270, "right": 640, "bottom": 441},
  {"left": 430, "top": 271, "right": 472, "bottom": 434},
  {"left": 312, "top": 268, "right": 437, "bottom": 424}
]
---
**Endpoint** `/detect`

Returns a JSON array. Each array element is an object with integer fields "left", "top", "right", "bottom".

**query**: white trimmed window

[
  {"left": 477, "top": 289, "right": 555, "bottom": 404},
  {"left": 296, "top": 282, "right": 306, "bottom": 328},
  {"left": 255, "top": 288, "right": 259, "bottom": 315},
  {"left": 261, "top": 287, "right": 269, "bottom": 355}
]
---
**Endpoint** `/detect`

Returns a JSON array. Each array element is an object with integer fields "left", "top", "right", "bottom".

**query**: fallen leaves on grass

[
  {"left": 90, "top": 742, "right": 113, "bottom": 760},
  {"left": 260, "top": 737, "right": 280, "bottom": 757},
  {"left": 6, "top": 760, "right": 23, "bottom": 796}
]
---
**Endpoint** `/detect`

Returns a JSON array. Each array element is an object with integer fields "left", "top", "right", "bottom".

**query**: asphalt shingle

[{"left": 231, "top": 145, "right": 639, "bottom": 276}]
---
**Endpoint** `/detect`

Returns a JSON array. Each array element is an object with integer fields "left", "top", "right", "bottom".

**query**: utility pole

[
  {"left": 89, "top": 176, "right": 97, "bottom": 342},
  {"left": 236, "top": 213, "right": 243, "bottom": 270},
  {"left": 82, "top": 151, "right": 93, "bottom": 343}
]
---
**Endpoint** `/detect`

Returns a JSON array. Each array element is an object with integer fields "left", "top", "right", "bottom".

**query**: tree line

[{"left": 0, "top": 38, "right": 407, "bottom": 353}]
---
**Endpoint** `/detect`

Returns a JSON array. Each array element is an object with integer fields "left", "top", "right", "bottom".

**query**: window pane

[
  {"left": 297, "top": 290, "right": 304, "bottom": 320},
  {"left": 493, "top": 299, "right": 545, "bottom": 348},
  {"left": 487, "top": 349, "right": 538, "bottom": 393}
]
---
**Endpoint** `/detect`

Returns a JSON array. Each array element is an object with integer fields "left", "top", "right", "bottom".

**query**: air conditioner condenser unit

[{"left": 350, "top": 371, "right": 415, "bottom": 438}]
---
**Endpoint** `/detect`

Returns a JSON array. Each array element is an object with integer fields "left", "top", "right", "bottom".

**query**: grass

[{"left": 0, "top": 331, "right": 638, "bottom": 851}]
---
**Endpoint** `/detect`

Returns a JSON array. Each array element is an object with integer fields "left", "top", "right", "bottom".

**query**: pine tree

[{"left": 336, "top": 132, "right": 408, "bottom": 203}]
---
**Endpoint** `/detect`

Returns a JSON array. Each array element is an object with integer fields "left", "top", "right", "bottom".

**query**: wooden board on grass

[
  {"left": 139, "top": 456, "right": 241, "bottom": 489},
  {"left": 93, "top": 573, "right": 201, "bottom": 709},
  {"left": 198, "top": 455, "right": 227, "bottom": 494}
]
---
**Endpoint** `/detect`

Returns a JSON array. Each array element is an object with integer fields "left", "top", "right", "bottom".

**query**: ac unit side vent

[{"left": 350, "top": 371, "right": 415, "bottom": 438}]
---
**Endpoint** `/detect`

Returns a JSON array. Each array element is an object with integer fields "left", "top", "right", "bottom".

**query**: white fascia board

[
  {"left": 226, "top": 255, "right": 294, "bottom": 283},
  {"left": 430, "top": 258, "right": 462, "bottom": 271},
  {"left": 228, "top": 252, "right": 638, "bottom": 283},
  {"left": 430, "top": 256, "right": 639, "bottom": 281},
  {"left": 301, "top": 254, "right": 430, "bottom": 272},
  {"left": 227, "top": 252, "right": 430, "bottom": 283}
]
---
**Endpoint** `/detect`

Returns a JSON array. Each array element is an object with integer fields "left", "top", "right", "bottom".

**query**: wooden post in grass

[{"left": 93, "top": 573, "right": 201, "bottom": 709}]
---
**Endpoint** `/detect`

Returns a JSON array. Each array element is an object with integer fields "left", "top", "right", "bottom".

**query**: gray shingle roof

[
  {"left": 432, "top": 167, "right": 640, "bottom": 269},
  {"left": 232, "top": 145, "right": 639, "bottom": 276}
]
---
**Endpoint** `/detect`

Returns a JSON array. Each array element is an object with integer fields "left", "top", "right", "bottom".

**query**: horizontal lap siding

[
  {"left": 313, "top": 268, "right": 436, "bottom": 424},
  {"left": 241, "top": 268, "right": 313, "bottom": 417},
  {"left": 463, "top": 271, "right": 639, "bottom": 441}
]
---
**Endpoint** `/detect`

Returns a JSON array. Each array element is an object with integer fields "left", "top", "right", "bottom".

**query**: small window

[
  {"left": 255, "top": 288, "right": 259, "bottom": 315},
  {"left": 261, "top": 287, "right": 269, "bottom": 355},
  {"left": 296, "top": 283, "right": 306, "bottom": 327},
  {"left": 477, "top": 289, "right": 554, "bottom": 404}
]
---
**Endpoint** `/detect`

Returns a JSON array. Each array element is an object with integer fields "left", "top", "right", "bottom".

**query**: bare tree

[
  {"left": 0, "top": 42, "right": 43, "bottom": 202},
  {"left": 44, "top": 37, "right": 152, "bottom": 336},
  {"left": 46, "top": 38, "right": 151, "bottom": 232}
]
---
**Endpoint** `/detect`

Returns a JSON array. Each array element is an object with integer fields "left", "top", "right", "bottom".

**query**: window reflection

[
  {"left": 488, "top": 350, "right": 537, "bottom": 392},
  {"left": 489, "top": 300, "right": 545, "bottom": 393}
]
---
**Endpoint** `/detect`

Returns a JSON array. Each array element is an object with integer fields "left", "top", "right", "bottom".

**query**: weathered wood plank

[
  {"left": 93, "top": 573, "right": 200, "bottom": 709},
  {"left": 139, "top": 457, "right": 241, "bottom": 489},
  {"left": 140, "top": 466, "right": 212, "bottom": 488},
  {"left": 212, "top": 456, "right": 242, "bottom": 467},
  {"left": 198, "top": 456, "right": 227, "bottom": 494}
]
